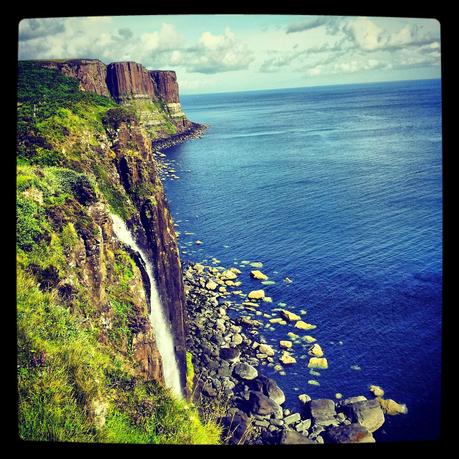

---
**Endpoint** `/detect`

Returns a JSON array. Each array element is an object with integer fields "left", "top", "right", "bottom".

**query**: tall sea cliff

[{"left": 17, "top": 59, "right": 215, "bottom": 443}]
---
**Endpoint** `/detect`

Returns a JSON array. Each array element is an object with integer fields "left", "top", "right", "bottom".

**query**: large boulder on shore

[
  {"left": 309, "top": 399, "right": 337, "bottom": 426},
  {"left": 344, "top": 398, "right": 385, "bottom": 433},
  {"left": 280, "top": 309, "right": 301, "bottom": 322},
  {"left": 248, "top": 375, "right": 286, "bottom": 405},
  {"left": 233, "top": 362, "right": 258, "bottom": 380},
  {"left": 220, "top": 347, "right": 241, "bottom": 362},
  {"left": 247, "top": 391, "right": 282, "bottom": 417},
  {"left": 325, "top": 424, "right": 375, "bottom": 443}
]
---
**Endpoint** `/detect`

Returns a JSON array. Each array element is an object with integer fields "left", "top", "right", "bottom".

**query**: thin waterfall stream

[{"left": 110, "top": 213, "right": 183, "bottom": 398}]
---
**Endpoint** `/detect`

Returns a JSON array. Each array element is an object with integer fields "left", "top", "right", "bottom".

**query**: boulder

[
  {"left": 249, "top": 376, "right": 285, "bottom": 405},
  {"left": 378, "top": 398, "right": 408, "bottom": 415},
  {"left": 248, "top": 290, "right": 265, "bottom": 300},
  {"left": 345, "top": 399, "right": 385, "bottom": 433},
  {"left": 307, "top": 357, "right": 328, "bottom": 369},
  {"left": 325, "top": 424, "right": 375, "bottom": 443},
  {"left": 284, "top": 412, "right": 301, "bottom": 426},
  {"left": 295, "top": 419, "right": 312, "bottom": 433},
  {"left": 247, "top": 391, "right": 282, "bottom": 417},
  {"left": 262, "top": 297, "right": 273, "bottom": 303},
  {"left": 280, "top": 310, "right": 301, "bottom": 322},
  {"left": 205, "top": 279, "right": 218, "bottom": 290},
  {"left": 270, "top": 318, "right": 287, "bottom": 325},
  {"left": 258, "top": 343, "right": 275, "bottom": 356},
  {"left": 279, "top": 430, "right": 315, "bottom": 444},
  {"left": 341, "top": 396, "right": 367, "bottom": 406},
  {"left": 303, "top": 335, "right": 317, "bottom": 343},
  {"left": 309, "top": 399, "right": 337, "bottom": 426},
  {"left": 294, "top": 321, "right": 317, "bottom": 330},
  {"left": 250, "top": 270, "right": 268, "bottom": 281},
  {"left": 369, "top": 385, "right": 384, "bottom": 397},
  {"left": 221, "top": 270, "right": 238, "bottom": 280},
  {"left": 220, "top": 347, "right": 241, "bottom": 362},
  {"left": 298, "top": 394, "right": 311, "bottom": 404},
  {"left": 308, "top": 344, "right": 324, "bottom": 357},
  {"left": 280, "top": 340, "right": 293, "bottom": 349},
  {"left": 280, "top": 352, "right": 296, "bottom": 365},
  {"left": 233, "top": 362, "right": 258, "bottom": 380}
]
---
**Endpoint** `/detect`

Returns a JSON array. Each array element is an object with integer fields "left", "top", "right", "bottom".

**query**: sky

[{"left": 18, "top": 15, "right": 441, "bottom": 94}]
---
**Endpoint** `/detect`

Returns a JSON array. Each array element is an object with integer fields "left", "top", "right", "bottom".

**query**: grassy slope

[{"left": 16, "top": 62, "right": 220, "bottom": 444}]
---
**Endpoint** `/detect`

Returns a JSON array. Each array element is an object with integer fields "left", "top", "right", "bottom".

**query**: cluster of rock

[
  {"left": 183, "top": 262, "right": 406, "bottom": 444},
  {"left": 151, "top": 123, "right": 208, "bottom": 151}
]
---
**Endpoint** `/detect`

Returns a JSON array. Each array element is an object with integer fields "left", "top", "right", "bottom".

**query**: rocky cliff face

[
  {"left": 37, "top": 59, "right": 190, "bottom": 130},
  {"left": 106, "top": 61, "right": 157, "bottom": 102},
  {"left": 39, "top": 59, "right": 110, "bottom": 97},
  {"left": 150, "top": 70, "right": 180, "bottom": 103},
  {"left": 104, "top": 109, "right": 188, "bottom": 396}
]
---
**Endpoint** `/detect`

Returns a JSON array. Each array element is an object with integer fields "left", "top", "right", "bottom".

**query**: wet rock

[
  {"left": 248, "top": 290, "right": 265, "bottom": 300},
  {"left": 325, "top": 423, "right": 375, "bottom": 443},
  {"left": 298, "top": 394, "right": 311, "bottom": 404},
  {"left": 280, "top": 340, "right": 292, "bottom": 349},
  {"left": 280, "top": 352, "right": 296, "bottom": 365},
  {"left": 377, "top": 398, "right": 408, "bottom": 415},
  {"left": 369, "top": 385, "right": 385, "bottom": 397},
  {"left": 308, "top": 343, "right": 324, "bottom": 357},
  {"left": 307, "top": 357, "right": 328, "bottom": 369},
  {"left": 221, "top": 269, "right": 238, "bottom": 280},
  {"left": 220, "top": 347, "right": 241, "bottom": 362},
  {"left": 303, "top": 335, "right": 317, "bottom": 343},
  {"left": 258, "top": 343, "right": 275, "bottom": 356},
  {"left": 344, "top": 399, "right": 385, "bottom": 433},
  {"left": 309, "top": 399, "right": 337, "bottom": 426},
  {"left": 280, "top": 310, "right": 301, "bottom": 322},
  {"left": 251, "top": 270, "right": 268, "bottom": 280},
  {"left": 206, "top": 279, "right": 218, "bottom": 290},
  {"left": 247, "top": 391, "right": 282, "bottom": 417},
  {"left": 233, "top": 362, "right": 258, "bottom": 380},
  {"left": 295, "top": 321, "right": 316, "bottom": 331}
]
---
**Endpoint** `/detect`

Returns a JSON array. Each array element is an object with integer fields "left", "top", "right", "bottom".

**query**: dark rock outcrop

[
  {"left": 106, "top": 61, "right": 156, "bottom": 102},
  {"left": 150, "top": 70, "right": 180, "bottom": 103},
  {"left": 343, "top": 398, "right": 385, "bottom": 433},
  {"left": 309, "top": 399, "right": 337, "bottom": 426}
]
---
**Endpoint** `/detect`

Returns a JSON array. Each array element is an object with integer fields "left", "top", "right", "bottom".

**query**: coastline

[
  {"left": 152, "top": 122, "right": 208, "bottom": 151},
  {"left": 180, "top": 259, "right": 408, "bottom": 444}
]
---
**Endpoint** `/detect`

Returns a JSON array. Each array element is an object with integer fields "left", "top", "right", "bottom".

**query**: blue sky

[{"left": 18, "top": 15, "right": 441, "bottom": 94}]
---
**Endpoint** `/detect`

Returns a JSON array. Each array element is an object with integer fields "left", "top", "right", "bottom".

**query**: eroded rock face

[
  {"left": 107, "top": 118, "right": 188, "bottom": 396},
  {"left": 150, "top": 70, "right": 180, "bottom": 103},
  {"left": 106, "top": 61, "right": 156, "bottom": 102},
  {"left": 39, "top": 59, "right": 110, "bottom": 96}
]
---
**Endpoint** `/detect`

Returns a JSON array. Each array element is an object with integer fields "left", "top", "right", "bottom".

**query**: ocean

[{"left": 163, "top": 79, "right": 442, "bottom": 442}]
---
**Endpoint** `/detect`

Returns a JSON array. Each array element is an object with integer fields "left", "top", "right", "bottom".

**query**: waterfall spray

[{"left": 111, "top": 213, "right": 183, "bottom": 398}]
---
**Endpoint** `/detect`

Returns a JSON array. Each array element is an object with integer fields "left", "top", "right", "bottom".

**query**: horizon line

[{"left": 180, "top": 77, "right": 441, "bottom": 97}]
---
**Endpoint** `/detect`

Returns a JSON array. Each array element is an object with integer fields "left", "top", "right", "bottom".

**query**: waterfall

[{"left": 110, "top": 213, "right": 183, "bottom": 398}]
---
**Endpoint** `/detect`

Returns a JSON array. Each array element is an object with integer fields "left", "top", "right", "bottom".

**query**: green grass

[{"left": 17, "top": 60, "right": 221, "bottom": 445}]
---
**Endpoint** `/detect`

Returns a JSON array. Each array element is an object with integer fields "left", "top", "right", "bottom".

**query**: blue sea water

[{"left": 163, "top": 79, "right": 442, "bottom": 442}]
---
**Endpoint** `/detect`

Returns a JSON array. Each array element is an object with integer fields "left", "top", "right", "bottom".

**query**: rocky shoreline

[
  {"left": 183, "top": 261, "right": 408, "bottom": 445},
  {"left": 152, "top": 122, "right": 208, "bottom": 151}
]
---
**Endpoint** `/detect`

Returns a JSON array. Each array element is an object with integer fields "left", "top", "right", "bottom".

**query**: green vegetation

[
  {"left": 186, "top": 352, "right": 195, "bottom": 396},
  {"left": 17, "top": 61, "right": 221, "bottom": 444}
]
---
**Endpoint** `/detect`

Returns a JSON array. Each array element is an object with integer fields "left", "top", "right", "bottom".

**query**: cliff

[
  {"left": 37, "top": 59, "right": 193, "bottom": 136},
  {"left": 17, "top": 61, "right": 215, "bottom": 442}
]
